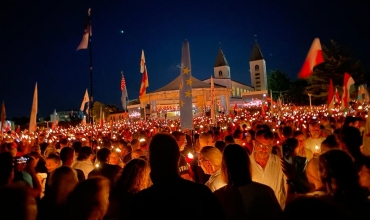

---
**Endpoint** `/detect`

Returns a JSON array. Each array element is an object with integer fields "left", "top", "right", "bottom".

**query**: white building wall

[{"left": 249, "top": 59, "right": 267, "bottom": 91}]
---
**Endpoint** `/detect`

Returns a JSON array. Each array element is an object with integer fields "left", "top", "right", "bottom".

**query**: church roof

[
  {"left": 152, "top": 75, "right": 224, "bottom": 93},
  {"left": 250, "top": 41, "right": 264, "bottom": 61},
  {"left": 214, "top": 48, "right": 229, "bottom": 67}
]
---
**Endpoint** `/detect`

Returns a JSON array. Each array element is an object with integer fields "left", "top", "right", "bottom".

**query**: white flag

[
  {"left": 29, "top": 83, "right": 38, "bottom": 132},
  {"left": 80, "top": 89, "right": 89, "bottom": 111}
]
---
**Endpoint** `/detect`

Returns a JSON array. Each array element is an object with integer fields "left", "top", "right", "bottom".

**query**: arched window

[
  {"left": 219, "top": 70, "right": 223, "bottom": 76},
  {"left": 255, "top": 65, "right": 259, "bottom": 71}
]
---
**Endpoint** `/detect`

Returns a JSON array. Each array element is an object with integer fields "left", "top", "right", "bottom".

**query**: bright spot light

[{"left": 187, "top": 153, "right": 193, "bottom": 159}]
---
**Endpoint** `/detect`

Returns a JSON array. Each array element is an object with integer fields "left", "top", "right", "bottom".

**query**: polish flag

[{"left": 298, "top": 38, "right": 325, "bottom": 79}]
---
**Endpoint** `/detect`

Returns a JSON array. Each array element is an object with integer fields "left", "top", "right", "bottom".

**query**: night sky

[{"left": 0, "top": 0, "right": 368, "bottom": 118}]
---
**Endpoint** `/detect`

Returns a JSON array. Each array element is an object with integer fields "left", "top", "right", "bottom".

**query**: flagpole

[{"left": 88, "top": 8, "right": 93, "bottom": 125}]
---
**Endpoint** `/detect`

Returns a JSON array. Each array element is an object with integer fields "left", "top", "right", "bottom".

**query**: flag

[
  {"left": 341, "top": 73, "right": 355, "bottom": 109},
  {"left": 52, "top": 109, "right": 58, "bottom": 130},
  {"left": 357, "top": 86, "right": 363, "bottom": 102},
  {"left": 210, "top": 76, "right": 215, "bottom": 124},
  {"left": 139, "top": 50, "right": 149, "bottom": 99},
  {"left": 363, "top": 110, "right": 370, "bottom": 156},
  {"left": 364, "top": 84, "right": 370, "bottom": 103},
  {"left": 80, "top": 89, "right": 89, "bottom": 111},
  {"left": 327, "top": 79, "right": 335, "bottom": 110},
  {"left": 29, "top": 83, "right": 38, "bottom": 132},
  {"left": 1, "top": 101, "right": 5, "bottom": 132},
  {"left": 335, "top": 88, "right": 340, "bottom": 103},
  {"left": 121, "top": 72, "right": 128, "bottom": 111},
  {"left": 77, "top": 8, "right": 92, "bottom": 50},
  {"left": 99, "top": 105, "right": 104, "bottom": 128},
  {"left": 298, "top": 38, "right": 325, "bottom": 78},
  {"left": 179, "top": 40, "right": 193, "bottom": 130}
]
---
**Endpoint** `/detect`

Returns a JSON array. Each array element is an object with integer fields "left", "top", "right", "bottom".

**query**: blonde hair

[
  {"left": 199, "top": 133, "right": 212, "bottom": 147},
  {"left": 200, "top": 146, "right": 222, "bottom": 169}
]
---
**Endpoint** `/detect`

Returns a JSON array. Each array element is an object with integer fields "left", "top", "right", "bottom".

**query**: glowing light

[{"left": 187, "top": 153, "right": 194, "bottom": 159}]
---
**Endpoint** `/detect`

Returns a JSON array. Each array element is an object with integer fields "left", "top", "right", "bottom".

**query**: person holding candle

[{"left": 305, "top": 121, "right": 325, "bottom": 156}]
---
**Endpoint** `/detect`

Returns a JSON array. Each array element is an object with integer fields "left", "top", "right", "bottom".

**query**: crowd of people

[{"left": 0, "top": 110, "right": 370, "bottom": 219}]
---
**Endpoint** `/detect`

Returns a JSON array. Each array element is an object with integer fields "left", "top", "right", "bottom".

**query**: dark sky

[{"left": 0, "top": 0, "right": 368, "bottom": 118}]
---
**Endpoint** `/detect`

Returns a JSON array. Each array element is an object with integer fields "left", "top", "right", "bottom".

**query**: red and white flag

[
  {"left": 1, "top": 101, "right": 5, "bottom": 132},
  {"left": 139, "top": 50, "right": 149, "bottom": 99},
  {"left": 327, "top": 78, "right": 335, "bottom": 110},
  {"left": 341, "top": 72, "right": 355, "bottom": 109},
  {"left": 298, "top": 38, "right": 324, "bottom": 79},
  {"left": 77, "top": 8, "right": 92, "bottom": 51}
]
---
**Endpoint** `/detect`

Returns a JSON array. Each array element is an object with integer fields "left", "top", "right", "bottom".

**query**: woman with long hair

[
  {"left": 214, "top": 144, "right": 282, "bottom": 219},
  {"left": 106, "top": 158, "right": 151, "bottom": 219},
  {"left": 318, "top": 149, "right": 370, "bottom": 218}
]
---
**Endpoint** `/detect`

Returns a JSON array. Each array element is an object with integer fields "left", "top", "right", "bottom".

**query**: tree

[
  {"left": 92, "top": 102, "right": 120, "bottom": 122},
  {"left": 267, "top": 70, "right": 291, "bottom": 100},
  {"left": 304, "top": 40, "right": 365, "bottom": 104},
  {"left": 286, "top": 79, "right": 309, "bottom": 105}
]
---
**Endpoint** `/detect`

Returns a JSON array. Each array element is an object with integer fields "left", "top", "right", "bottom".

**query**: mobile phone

[{"left": 15, "top": 156, "right": 29, "bottom": 164}]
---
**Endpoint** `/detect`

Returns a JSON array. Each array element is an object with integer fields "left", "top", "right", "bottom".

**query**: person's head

[
  {"left": 221, "top": 144, "right": 252, "bottom": 186},
  {"left": 171, "top": 131, "right": 187, "bottom": 151},
  {"left": 77, "top": 146, "right": 94, "bottom": 162},
  {"left": 224, "top": 135, "right": 235, "bottom": 145},
  {"left": 148, "top": 133, "right": 180, "bottom": 181},
  {"left": 59, "top": 138, "right": 69, "bottom": 148},
  {"left": 282, "top": 138, "right": 299, "bottom": 158},
  {"left": 0, "top": 184, "right": 37, "bottom": 220},
  {"left": 60, "top": 147, "right": 75, "bottom": 166},
  {"left": 284, "top": 196, "right": 344, "bottom": 220},
  {"left": 338, "top": 126, "right": 362, "bottom": 159},
  {"left": 130, "top": 139, "right": 139, "bottom": 151},
  {"left": 319, "top": 149, "right": 360, "bottom": 194},
  {"left": 45, "top": 153, "right": 61, "bottom": 173},
  {"left": 282, "top": 126, "right": 293, "bottom": 139},
  {"left": 30, "top": 144, "right": 41, "bottom": 155},
  {"left": 320, "top": 135, "right": 339, "bottom": 153},
  {"left": 49, "top": 166, "right": 78, "bottom": 205},
  {"left": 71, "top": 141, "right": 82, "bottom": 155},
  {"left": 199, "top": 132, "right": 213, "bottom": 149},
  {"left": 116, "top": 158, "right": 151, "bottom": 195},
  {"left": 309, "top": 121, "right": 321, "bottom": 138},
  {"left": 109, "top": 151, "right": 121, "bottom": 166},
  {"left": 233, "top": 129, "right": 242, "bottom": 140},
  {"left": 344, "top": 116, "right": 360, "bottom": 128},
  {"left": 198, "top": 146, "right": 222, "bottom": 175},
  {"left": 293, "top": 131, "right": 306, "bottom": 149},
  {"left": 0, "top": 152, "right": 14, "bottom": 186},
  {"left": 359, "top": 158, "right": 370, "bottom": 191},
  {"left": 214, "top": 140, "right": 226, "bottom": 153},
  {"left": 68, "top": 177, "right": 110, "bottom": 220},
  {"left": 131, "top": 149, "right": 144, "bottom": 159},
  {"left": 96, "top": 147, "right": 111, "bottom": 164},
  {"left": 253, "top": 129, "right": 274, "bottom": 160}
]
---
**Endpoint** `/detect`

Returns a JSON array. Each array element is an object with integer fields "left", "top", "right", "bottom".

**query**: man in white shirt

[
  {"left": 305, "top": 121, "right": 325, "bottom": 155},
  {"left": 250, "top": 128, "right": 286, "bottom": 209}
]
